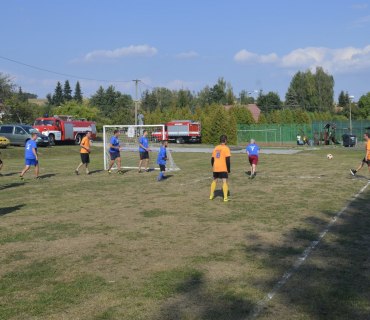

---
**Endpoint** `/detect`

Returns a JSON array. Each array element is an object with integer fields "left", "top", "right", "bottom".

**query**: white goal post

[{"left": 103, "top": 124, "right": 180, "bottom": 171}]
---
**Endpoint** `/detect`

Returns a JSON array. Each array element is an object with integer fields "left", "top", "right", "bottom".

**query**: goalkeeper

[
  {"left": 210, "top": 135, "right": 231, "bottom": 202},
  {"left": 157, "top": 140, "right": 168, "bottom": 181}
]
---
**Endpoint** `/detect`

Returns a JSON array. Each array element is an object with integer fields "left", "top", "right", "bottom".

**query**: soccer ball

[{"left": 327, "top": 153, "right": 333, "bottom": 160}]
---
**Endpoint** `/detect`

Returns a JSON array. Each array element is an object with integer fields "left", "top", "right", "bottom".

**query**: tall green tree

[
  {"left": 338, "top": 90, "right": 350, "bottom": 108},
  {"left": 73, "top": 81, "right": 83, "bottom": 103},
  {"left": 63, "top": 80, "right": 72, "bottom": 101},
  {"left": 53, "top": 81, "right": 64, "bottom": 106},
  {"left": 285, "top": 67, "right": 334, "bottom": 112}
]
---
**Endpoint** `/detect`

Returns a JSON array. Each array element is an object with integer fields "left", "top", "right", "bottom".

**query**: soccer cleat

[
  {"left": 209, "top": 195, "right": 214, "bottom": 200},
  {"left": 223, "top": 198, "right": 229, "bottom": 202},
  {"left": 35, "top": 176, "right": 41, "bottom": 180},
  {"left": 108, "top": 170, "right": 112, "bottom": 174},
  {"left": 118, "top": 170, "right": 124, "bottom": 175},
  {"left": 75, "top": 169, "right": 79, "bottom": 175},
  {"left": 20, "top": 175, "right": 24, "bottom": 180},
  {"left": 350, "top": 169, "right": 356, "bottom": 176},
  {"left": 138, "top": 170, "right": 142, "bottom": 173}
]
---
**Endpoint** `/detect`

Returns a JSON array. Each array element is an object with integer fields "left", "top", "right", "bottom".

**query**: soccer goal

[{"left": 103, "top": 125, "right": 180, "bottom": 171}]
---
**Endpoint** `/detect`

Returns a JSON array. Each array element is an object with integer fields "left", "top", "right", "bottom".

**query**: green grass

[{"left": 0, "top": 144, "right": 369, "bottom": 319}]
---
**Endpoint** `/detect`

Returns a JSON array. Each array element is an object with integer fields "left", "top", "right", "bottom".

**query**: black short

[
  {"left": 0, "top": 159, "right": 2, "bottom": 165},
  {"left": 80, "top": 153, "right": 90, "bottom": 164},
  {"left": 213, "top": 172, "right": 228, "bottom": 179},
  {"left": 140, "top": 151, "right": 149, "bottom": 160},
  {"left": 110, "top": 151, "right": 120, "bottom": 160},
  {"left": 159, "top": 164, "right": 166, "bottom": 172},
  {"left": 362, "top": 158, "right": 370, "bottom": 166}
]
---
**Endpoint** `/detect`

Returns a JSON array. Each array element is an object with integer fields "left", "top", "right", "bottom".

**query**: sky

[{"left": 1, "top": 0, "right": 370, "bottom": 102}]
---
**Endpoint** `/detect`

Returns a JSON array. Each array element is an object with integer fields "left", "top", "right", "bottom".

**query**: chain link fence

[{"left": 237, "top": 120, "right": 370, "bottom": 146}]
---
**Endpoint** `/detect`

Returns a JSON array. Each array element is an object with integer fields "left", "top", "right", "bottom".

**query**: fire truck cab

[{"left": 33, "top": 115, "right": 96, "bottom": 144}]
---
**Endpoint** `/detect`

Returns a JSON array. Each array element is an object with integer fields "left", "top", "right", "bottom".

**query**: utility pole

[{"left": 133, "top": 79, "right": 140, "bottom": 126}]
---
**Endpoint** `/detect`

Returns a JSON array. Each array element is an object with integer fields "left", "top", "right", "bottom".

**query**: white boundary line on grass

[{"left": 248, "top": 180, "right": 370, "bottom": 320}]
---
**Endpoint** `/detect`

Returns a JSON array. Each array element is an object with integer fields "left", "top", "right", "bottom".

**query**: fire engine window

[{"left": 55, "top": 120, "right": 60, "bottom": 127}]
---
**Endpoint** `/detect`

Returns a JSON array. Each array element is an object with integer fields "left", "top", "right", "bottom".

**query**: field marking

[{"left": 248, "top": 180, "right": 370, "bottom": 320}]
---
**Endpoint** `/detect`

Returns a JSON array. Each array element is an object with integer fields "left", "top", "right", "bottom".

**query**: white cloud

[
  {"left": 234, "top": 45, "right": 370, "bottom": 74},
  {"left": 234, "top": 50, "right": 278, "bottom": 64},
  {"left": 175, "top": 51, "right": 199, "bottom": 59},
  {"left": 82, "top": 45, "right": 158, "bottom": 62}
]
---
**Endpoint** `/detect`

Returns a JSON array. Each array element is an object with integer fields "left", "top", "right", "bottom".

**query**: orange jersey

[
  {"left": 80, "top": 136, "right": 91, "bottom": 154},
  {"left": 212, "top": 144, "right": 231, "bottom": 172},
  {"left": 367, "top": 140, "right": 370, "bottom": 160}
]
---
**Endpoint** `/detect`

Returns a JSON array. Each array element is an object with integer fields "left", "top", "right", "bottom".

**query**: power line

[{"left": 0, "top": 54, "right": 133, "bottom": 84}]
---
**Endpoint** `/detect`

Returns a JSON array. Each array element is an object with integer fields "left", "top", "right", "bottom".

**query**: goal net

[{"left": 103, "top": 125, "right": 180, "bottom": 171}]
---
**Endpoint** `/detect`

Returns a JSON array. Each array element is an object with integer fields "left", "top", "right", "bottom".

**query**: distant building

[{"left": 224, "top": 104, "right": 261, "bottom": 122}]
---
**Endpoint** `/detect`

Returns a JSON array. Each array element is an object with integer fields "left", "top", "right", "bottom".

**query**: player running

[
  {"left": 246, "top": 138, "right": 260, "bottom": 179},
  {"left": 107, "top": 130, "right": 123, "bottom": 174},
  {"left": 157, "top": 140, "right": 168, "bottom": 181},
  {"left": 20, "top": 132, "right": 39, "bottom": 180},
  {"left": 350, "top": 132, "right": 370, "bottom": 176},
  {"left": 138, "top": 130, "right": 150, "bottom": 173},
  {"left": 75, "top": 131, "right": 92, "bottom": 175},
  {"left": 210, "top": 134, "right": 231, "bottom": 202}
]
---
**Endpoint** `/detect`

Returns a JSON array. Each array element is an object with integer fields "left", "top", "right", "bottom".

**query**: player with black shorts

[
  {"left": 138, "top": 130, "right": 150, "bottom": 172},
  {"left": 210, "top": 135, "right": 231, "bottom": 202}
]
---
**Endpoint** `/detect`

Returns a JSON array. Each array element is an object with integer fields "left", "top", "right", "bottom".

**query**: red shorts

[{"left": 249, "top": 155, "right": 259, "bottom": 165}]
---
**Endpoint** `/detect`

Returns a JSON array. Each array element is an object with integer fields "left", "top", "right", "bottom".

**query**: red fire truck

[
  {"left": 33, "top": 115, "right": 97, "bottom": 144},
  {"left": 152, "top": 120, "right": 201, "bottom": 143}
]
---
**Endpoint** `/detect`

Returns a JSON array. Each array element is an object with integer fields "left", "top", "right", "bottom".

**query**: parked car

[
  {"left": 0, "top": 124, "right": 50, "bottom": 147},
  {"left": 0, "top": 136, "right": 10, "bottom": 148}
]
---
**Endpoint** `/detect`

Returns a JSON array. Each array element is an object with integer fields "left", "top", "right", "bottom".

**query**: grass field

[{"left": 1, "top": 144, "right": 369, "bottom": 320}]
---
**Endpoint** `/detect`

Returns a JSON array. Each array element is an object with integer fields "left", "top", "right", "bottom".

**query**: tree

[
  {"left": 229, "top": 105, "right": 254, "bottom": 124},
  {"left": 285, "top": 67, "right": 334, "bottom": 112},
  {"left": 53, "top": 100, "right": 100, "bottom": 121},
  {"left": 257, "top": 91, "right": 282, "bottom": 113},
  {"left": 209, "top": 77, "right": 227, "bottom": 105},
  {"left": 89, "top": 85, "right": 134, "bottom": 123},
  {"left": 239, "top": 90, "right": 254, "bottom": 104},
  {"left": 53, "top": 81, "right": 64, "bottom": 106},
  {"left": 63, "top": 80, "right": 72, "bottom": 101},
  {"left": 3, "top": 95, "right": 42, "bottom": 124},
  {"left": 0, "top": 73, "right": 15, "bottom": 101},
  {"left": 357, "top": 92, "right": 370, "bottom": 119},
  {"left": 73, "top": 81, "right": 83, "bottom": 103},
  {"left": 338, "top": 90, "right": 350, "bottom": 108}
]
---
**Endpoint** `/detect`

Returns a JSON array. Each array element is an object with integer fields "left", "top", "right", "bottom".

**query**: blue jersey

[
  {"left": 139, "top": 136, "right": 149, "bottom": 152},
  {"left": 110, "top": 136, "right": 120, "bottom": 153},
  {"left": 246, "top": 143, "right": 260, "bottom": 156},
  {"left": 157, "top": 146, "right": 167, "bottom": 165},
  {"left": 25, "top": 139, "right": 37, "bottom": 159}
]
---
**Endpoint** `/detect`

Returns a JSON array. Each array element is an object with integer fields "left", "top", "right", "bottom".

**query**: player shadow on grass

[
  {"left": 0, "top": 204, "right": 25, "bottom": 216},
  {"left": 0, "top": 182, "right": 24, "bottom": 191},
  {"left": 38, "top": 173, "right": 56, "bottom": 179},
  {"left": 0, "top": 172, "right": 19, "bottom": 177},
  {"left": 88, "top": 169, "right": 104, "bottom": 175},
  {"left": 242, "top": 189, "right": 370, "bottom": 319},
  {"left": 154, "top": 270, "right": 254, "bottom": 320}
]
